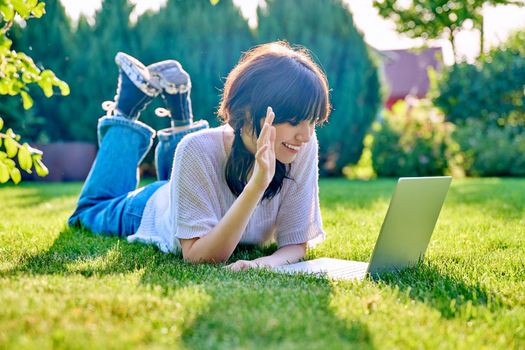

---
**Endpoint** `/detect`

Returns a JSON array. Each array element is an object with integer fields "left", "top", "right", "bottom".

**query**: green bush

[
  {"left": 433, "top": 30, "right": 525, "bottom": 128},
  {"left": 371, "top": 99, "right": 453, "bottom": 177},
  {"left": 1, "top": 0, "right": 68, "bottom": 184},
  {"left": 10, "top": 0, "right": 381, "bottom": 177},
  {"left": 431, "top": 30, "right": 525, "bottom": 177},
  {"left": 453, "top": 120, "right": 525, "bottom": 177},
  {"left": 11, "top": 0, "right": 254, "bottom": 143}
]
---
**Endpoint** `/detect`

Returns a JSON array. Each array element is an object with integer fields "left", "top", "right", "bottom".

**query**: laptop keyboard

[
  {"left": 273, "top": 258, "right": 369, "bottom": 280},
  {"left": 325, "top": 265, "right": 368, "bottom": 280}
]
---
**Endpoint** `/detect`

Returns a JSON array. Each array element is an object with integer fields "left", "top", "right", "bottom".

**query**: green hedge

[
  {"left": 433, "top": 31, "right": 525, "bottom": 128},
  {"left": 431, "top": 30, "right": 525, "bottom": 177},
  {"left": 453, "top": 120, "right": 525, "bottom": 177},
  {"left": 371, "top": 99, "right": 453, "bottom": 177},
  {"left": 10, "top": 0, "right": 380, "bottom": 177}
]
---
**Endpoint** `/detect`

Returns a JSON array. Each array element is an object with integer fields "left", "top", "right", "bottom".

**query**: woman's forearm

[
  {"left": 253, "top": 243, "right": 307, "bottom": 268},
  {"left": 183, "top": 108, "right": 277, "bottom": 264},
  {"left": 182, "top": 182, "right": 265, "bottom": 263}
]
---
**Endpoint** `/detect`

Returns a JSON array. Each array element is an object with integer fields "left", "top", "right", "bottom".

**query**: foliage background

[
  {"left": 6, "top": 0, "right": 381, "bottom": 176},
  {"left": 0, "top": 0, "right": 69, "bottom": 184},
  {"left": 431, "top": 30, "right": 525, "bottom": 177},
  {"left": 370, "top": 98, "right": 454, "bottom": 177}
]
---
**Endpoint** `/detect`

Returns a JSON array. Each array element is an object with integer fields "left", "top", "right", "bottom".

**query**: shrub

[
  {"left": 1, "top": 0, "right": 67, "bottom": 184},
  {"left": 432, "top": 30, "right": 525, "bottom": 177},
  {"left": 453, "top": 120, "right": 525, "bottom": 177},
  {"left": 371, "top": 98, "right": 453, "bottom": 177},
  {"left": 433, "top": 30, "right": 525, "bottom": 128}
]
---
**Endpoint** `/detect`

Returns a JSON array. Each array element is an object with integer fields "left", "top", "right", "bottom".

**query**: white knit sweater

[{"left": 127, "top": 125, "right": 325, "bottom": 253}]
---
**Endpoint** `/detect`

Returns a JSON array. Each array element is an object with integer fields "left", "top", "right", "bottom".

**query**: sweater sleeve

[
  {"left": 274, "top": 132, "right": 325, "bottom": 248},
  {"left": 169, "top": 134, "right": 221, "bottom": 240}
]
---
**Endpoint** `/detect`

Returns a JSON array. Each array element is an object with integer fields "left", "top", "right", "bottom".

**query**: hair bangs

[
  {"left": 280, "top": 69, "right": 327, "bottom": 125},
  {"left": 249, "top": 64, "right": 328, "bottom": 134}
]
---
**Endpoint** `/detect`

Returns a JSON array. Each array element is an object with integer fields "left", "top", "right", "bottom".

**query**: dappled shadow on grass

[
  {"left": 1, "top": 229, "right": 285, "bottom": 278},
  {"left": 1, "top": 182, "right": 82, "bottom": 213},
  {"left": 137, "top": 260, "right": 374, "bottom": 348},
  {"left": 0, "top": 227, "right": 182, "bottom": 278},
  {"left": 378, "top": 262, "right": 503, "bottom": 320},
  {"left": 141, "top": 266, "right": 374, "bottom": 348},
  {"left": 2, "top": 228, "right": 376, "bottom": 349}
]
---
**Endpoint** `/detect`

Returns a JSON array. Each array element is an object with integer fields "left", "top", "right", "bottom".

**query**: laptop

[{"left": 273, "top": 176, "right": 452, "bottom": 280}]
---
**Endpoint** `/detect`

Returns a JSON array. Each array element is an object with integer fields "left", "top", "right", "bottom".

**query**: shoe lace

[
  {"left": 102, "top": 100, "right": 117, "bottom": 117},
  {"left": 103, "top": 100, "right": 171, "bottom": 119},
  {"left": 155, "top": 107, "right": 171, "bottom": 118}
]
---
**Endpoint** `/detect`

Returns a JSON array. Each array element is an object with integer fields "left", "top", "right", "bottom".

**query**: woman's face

[{"left": 242, "top": 118, "right": 315, "bottom": 164}]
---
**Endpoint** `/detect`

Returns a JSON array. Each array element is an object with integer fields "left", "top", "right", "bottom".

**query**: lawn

[{"left": 0, "top": 178, "right": 524, "bottom": 349}]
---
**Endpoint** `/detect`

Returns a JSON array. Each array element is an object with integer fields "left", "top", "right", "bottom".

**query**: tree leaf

[
  {"left": 32, "top": 2, "right": 46, "bottom": 18},
  {"left": 9, "top": 167, "right": 21, "bottom": 184},
  {"left": 38, "top": 79, "right": 54, "bottom": 97},
  {"left": 3, "top": 158, "right": 15, "bottom": 169},
  {"left": 0, "top": 5, "right": 15, "bottom": 21},
  {"left": 20, "top": 91, "right": 33, "bottom": 110},
  {"left": 4, "top": 136, "right": 18, "bottom": 158},
  {"left": 5, "top": 128, "right": 16, "bottom": 138},
  {"left": 0, "top": 117, "right": 4, "bottom": 130},
  {"left": 11, "top": 0, "right": 31, "bottom": 18},
  {"left": 0, "top": 162, "right": 9, "bottom": 183},
  {"left": 57, "top": 81, "right": 70, "bottom": 96},
  {"left": 18, "top": 143, "right": 32, "bottom": 171},
  {"left": 21, "top": 71, "right": 34, "bottom": 83},
  {"left": 40, "top": 70, "right": 55, "bottom": 79},
  {"left": 34, "top": 158, "right": 49, "bottom": 177}
]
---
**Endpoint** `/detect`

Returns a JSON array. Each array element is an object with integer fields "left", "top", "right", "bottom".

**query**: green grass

[{"left": 0, "top": 178, "right": 524, "bottom": 349}]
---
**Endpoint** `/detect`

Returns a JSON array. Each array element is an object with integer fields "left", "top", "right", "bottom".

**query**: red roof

[{"left": 380, "top": 47, "right": 443, "bottom": 101}]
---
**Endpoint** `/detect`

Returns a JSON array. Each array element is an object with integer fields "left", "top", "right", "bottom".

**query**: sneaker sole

[
  {"left": 115, "top": 52, "right": 159, "bottom": 97},
  {"left": 152, "top": 73, "right": 191, "bottom": 95},
  {"left": 148, "top": 60, "right": 191, "bottom": 95}
]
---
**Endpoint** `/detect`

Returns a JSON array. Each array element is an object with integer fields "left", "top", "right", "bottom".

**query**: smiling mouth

[{"left": 283, "top": 142, "right": 301, "bottom": 151}]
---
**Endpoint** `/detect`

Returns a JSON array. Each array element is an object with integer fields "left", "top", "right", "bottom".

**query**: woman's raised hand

[{"left": 248, "top": 106, "right": 276, "bottom": 193}]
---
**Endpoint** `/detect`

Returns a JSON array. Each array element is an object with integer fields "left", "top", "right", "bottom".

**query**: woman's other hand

[
  {"left": 248, "top": 106, "right": 276, "bottom": 193},
  {"left": 226, "top": 259, "right": 269, "bottom": 271}
]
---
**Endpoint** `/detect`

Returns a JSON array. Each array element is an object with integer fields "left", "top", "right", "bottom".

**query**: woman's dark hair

[{"left": 218, "top": 41, "right": 331, "bottom": 200}]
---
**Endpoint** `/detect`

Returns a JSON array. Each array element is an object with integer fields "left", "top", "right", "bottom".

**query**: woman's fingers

[
  {"left": 255, "top": 144, "right": 269, "bottom": 162},
  {"left": 257, "top": 111, "right": 274, "bottom": 150},
  {"left": 269, "top": 126, "right": 276, "bottom": 152},
  {"left": 255, "top": 128, "right": 275, "bottom": 167},
  {"left": 265, "top": 108, "right": 275, "bottom": 151},
  {"left": 225, "top": 261, "right": 240, "bottom": 271},
  {"left": 226, "top": 260, "right": 258, "bottom": 272},
  {"left": 265, "top": 106, "right": 275, "bottom": 126},
  {"left": 257, "top": 123, "right": 268, "bottom": 149}
]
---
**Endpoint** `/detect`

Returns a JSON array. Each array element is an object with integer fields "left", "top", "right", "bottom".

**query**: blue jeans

[{"left": 68, "top": 116, "right": 204, "bottom": 236}]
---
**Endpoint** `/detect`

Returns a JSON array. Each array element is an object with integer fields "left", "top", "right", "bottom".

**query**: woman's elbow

[
  {"left": 183, "top": 255, "right": 227, "bottom": 265},
  {"left": 182, "top": 250, "right": 230, "bottom": 265},
  {"left": 299, "top": 242, "right": 307, "bottom": 256},
  {"left": 180, "top": 237, "right": 231, "bottom": 264}
]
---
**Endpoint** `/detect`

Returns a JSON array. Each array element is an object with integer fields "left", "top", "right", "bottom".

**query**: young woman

[{"left": 68, "top": 41, "right": 331, "bottom": 271}]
